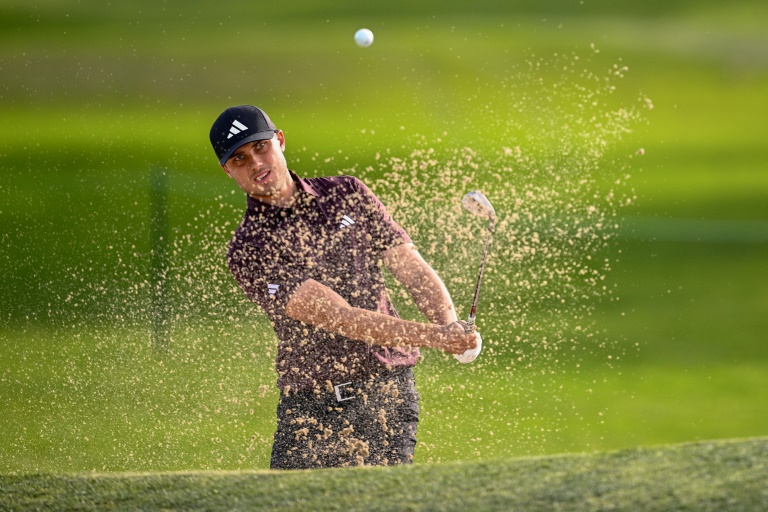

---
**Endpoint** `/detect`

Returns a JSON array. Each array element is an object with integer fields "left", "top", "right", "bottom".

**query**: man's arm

[
  {"left": 284, "top": 278, "right": 476, "bottom": 354},
  {"left": 382, "top": 243, "right": 459, "bottom": 325}
]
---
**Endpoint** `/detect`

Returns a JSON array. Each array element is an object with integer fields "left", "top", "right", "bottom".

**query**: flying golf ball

[{"left": 354, "top": 28, "right": 374, "bottom": 48}]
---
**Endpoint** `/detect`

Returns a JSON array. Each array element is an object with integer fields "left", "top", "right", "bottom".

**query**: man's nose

[{"left": 245, "top": 151, "right": 264, "bottom": 169}]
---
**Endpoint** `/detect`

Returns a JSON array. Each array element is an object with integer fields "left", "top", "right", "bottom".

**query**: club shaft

[{"left": 465, "top": 220, "right": 494, "bottom": 333}]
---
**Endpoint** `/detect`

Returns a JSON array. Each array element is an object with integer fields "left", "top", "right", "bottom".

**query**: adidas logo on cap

[{"left": 227, "top": 120, "right": 248, "bottom": 139}]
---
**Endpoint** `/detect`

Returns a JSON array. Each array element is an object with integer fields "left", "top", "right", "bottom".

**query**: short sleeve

[{"left": 348, "top": 177, "right": 411, "bottom": 253}]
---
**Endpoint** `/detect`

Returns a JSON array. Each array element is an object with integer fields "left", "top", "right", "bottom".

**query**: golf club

[{"left": 455, "top": 190, "right": 496, "bottom": 363}]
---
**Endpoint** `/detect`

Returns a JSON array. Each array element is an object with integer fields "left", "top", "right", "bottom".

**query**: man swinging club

[{"left": 210, "top": 105, "right": 479, "bottom": 469}]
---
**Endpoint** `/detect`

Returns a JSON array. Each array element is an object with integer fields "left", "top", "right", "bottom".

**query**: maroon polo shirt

[{"left": 227, "top": 171, "right": 420, "bottom": 393}]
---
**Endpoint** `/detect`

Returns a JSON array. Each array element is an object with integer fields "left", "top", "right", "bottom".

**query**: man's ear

[
  {"left": 276, "top": 130, "right": 286, "bottom": 152},
  {"left": 220, "top": 164, "right": 232, "bottom": 178}
]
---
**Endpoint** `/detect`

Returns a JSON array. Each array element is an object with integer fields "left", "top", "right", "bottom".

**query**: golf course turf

[{"left": 2, "top": 437, "right": 766, "bottom": 511}]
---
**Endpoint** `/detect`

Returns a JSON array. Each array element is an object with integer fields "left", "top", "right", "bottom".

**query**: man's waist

[
  {"left": 281, "top": 365, "right": 414, "bottom": 402},
  {"left": 275, "top": 338, "right": 418, "bottom": 393}
]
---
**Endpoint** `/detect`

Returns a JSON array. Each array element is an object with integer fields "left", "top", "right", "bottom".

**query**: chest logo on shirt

[
  {"left": 339, "top": 214, "right": 356, "bottom": 229},
  {"left": 267, "top": 283, "right": 280, "bottom": 296}
]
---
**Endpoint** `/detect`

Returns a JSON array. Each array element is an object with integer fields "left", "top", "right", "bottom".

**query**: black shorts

[{"left": 270, "top": 367, "right": 420, "bottom": 469}]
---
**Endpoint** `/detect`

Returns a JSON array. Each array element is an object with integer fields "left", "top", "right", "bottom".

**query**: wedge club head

[{"left": 462, "top": 190, "right": 496, "bottom": 222}]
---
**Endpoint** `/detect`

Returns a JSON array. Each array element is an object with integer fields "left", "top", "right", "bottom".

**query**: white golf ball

[{"left": 354, "top": 28, "right": 374, "bottom": 48}]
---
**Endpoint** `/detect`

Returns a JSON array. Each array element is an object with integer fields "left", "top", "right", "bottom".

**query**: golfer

[{"left": 210, "top": 105, "right": 478, "bottom": 469}]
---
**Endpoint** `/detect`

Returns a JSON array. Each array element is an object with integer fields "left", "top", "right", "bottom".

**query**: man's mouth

[{"left": 254, "top": 169, "right": 271, "bottom": 182}]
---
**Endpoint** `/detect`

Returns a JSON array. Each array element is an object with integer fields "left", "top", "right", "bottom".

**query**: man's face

[{"left": 221, "top": 130, "right": 291, "bottom": 203}]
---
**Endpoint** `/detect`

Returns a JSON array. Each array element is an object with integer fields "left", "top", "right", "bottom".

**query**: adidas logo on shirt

[
  {"left": 267, "top": 284, "right": 280, "bottom": 296},
  {"left": 339, "top": 215, "right": 356, "bottom": 229},
  {"left": 227, "top": 120, "right": 248, "bottom": 139}
]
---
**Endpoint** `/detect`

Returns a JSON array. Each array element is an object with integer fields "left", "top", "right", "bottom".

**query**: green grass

[{"left": 2, "top": 438, "right": 766, "bottom": 511}]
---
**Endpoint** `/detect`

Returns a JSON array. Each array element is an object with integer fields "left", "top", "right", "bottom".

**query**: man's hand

[{"left": 435, "top": 321, "right": 479, "bottom": 354}]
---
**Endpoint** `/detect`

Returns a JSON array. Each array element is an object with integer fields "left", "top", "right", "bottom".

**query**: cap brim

[{"left": 218, "top": 130, "right": 277, "bottom": 165}]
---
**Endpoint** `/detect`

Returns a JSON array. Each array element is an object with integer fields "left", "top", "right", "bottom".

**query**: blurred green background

[{"left": 1, "top": 0, "right": 766, "bottom": 473}]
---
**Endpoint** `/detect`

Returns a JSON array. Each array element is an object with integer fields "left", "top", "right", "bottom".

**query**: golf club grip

[{"left": 465, "top": 313, "right": 476, "bottom": 333}]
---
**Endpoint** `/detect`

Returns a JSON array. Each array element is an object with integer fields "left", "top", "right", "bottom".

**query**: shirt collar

[
  {"left": 245, "top": 170, "right": 319, "bottom": 217},
  {"left": 294, "top": 170, "right": 320, "bottom": 197}
]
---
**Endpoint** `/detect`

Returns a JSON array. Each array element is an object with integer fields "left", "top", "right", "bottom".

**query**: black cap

[{"left": 210, "top": 105, "right": 278, "bottom": 165}]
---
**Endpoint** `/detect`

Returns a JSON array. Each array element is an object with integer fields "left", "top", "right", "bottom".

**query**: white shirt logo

[
  {"left": 339, "top": 215, "right": 356, "bottom": 229},
  {"left": 267, "top": 284, "right": 280, "bottom": 296},
  {"left": 227, "top": 120, "right": 248, "bottom": 139}
]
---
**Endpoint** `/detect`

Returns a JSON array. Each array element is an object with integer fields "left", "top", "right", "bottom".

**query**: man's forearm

[
  {"left": 405, "top": 264, "right": 459, "bottom": 325},
  {"left": 285, "top": 278, "right": 477, "bottom": 354},
  {"left": 384, "top": 244, "right": 458, "bottom": 325},
  {"left": 322, "top": 301, "right": 445, "bottom": 349}
]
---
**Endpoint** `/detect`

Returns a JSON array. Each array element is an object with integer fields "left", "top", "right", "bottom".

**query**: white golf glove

[{"left": 454, "top": 331, "right": 482, "bottom": 364}]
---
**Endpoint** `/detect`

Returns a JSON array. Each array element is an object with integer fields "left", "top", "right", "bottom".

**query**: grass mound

[{"left": 2, "top": 437, "right": 765, "bottom": 511}]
